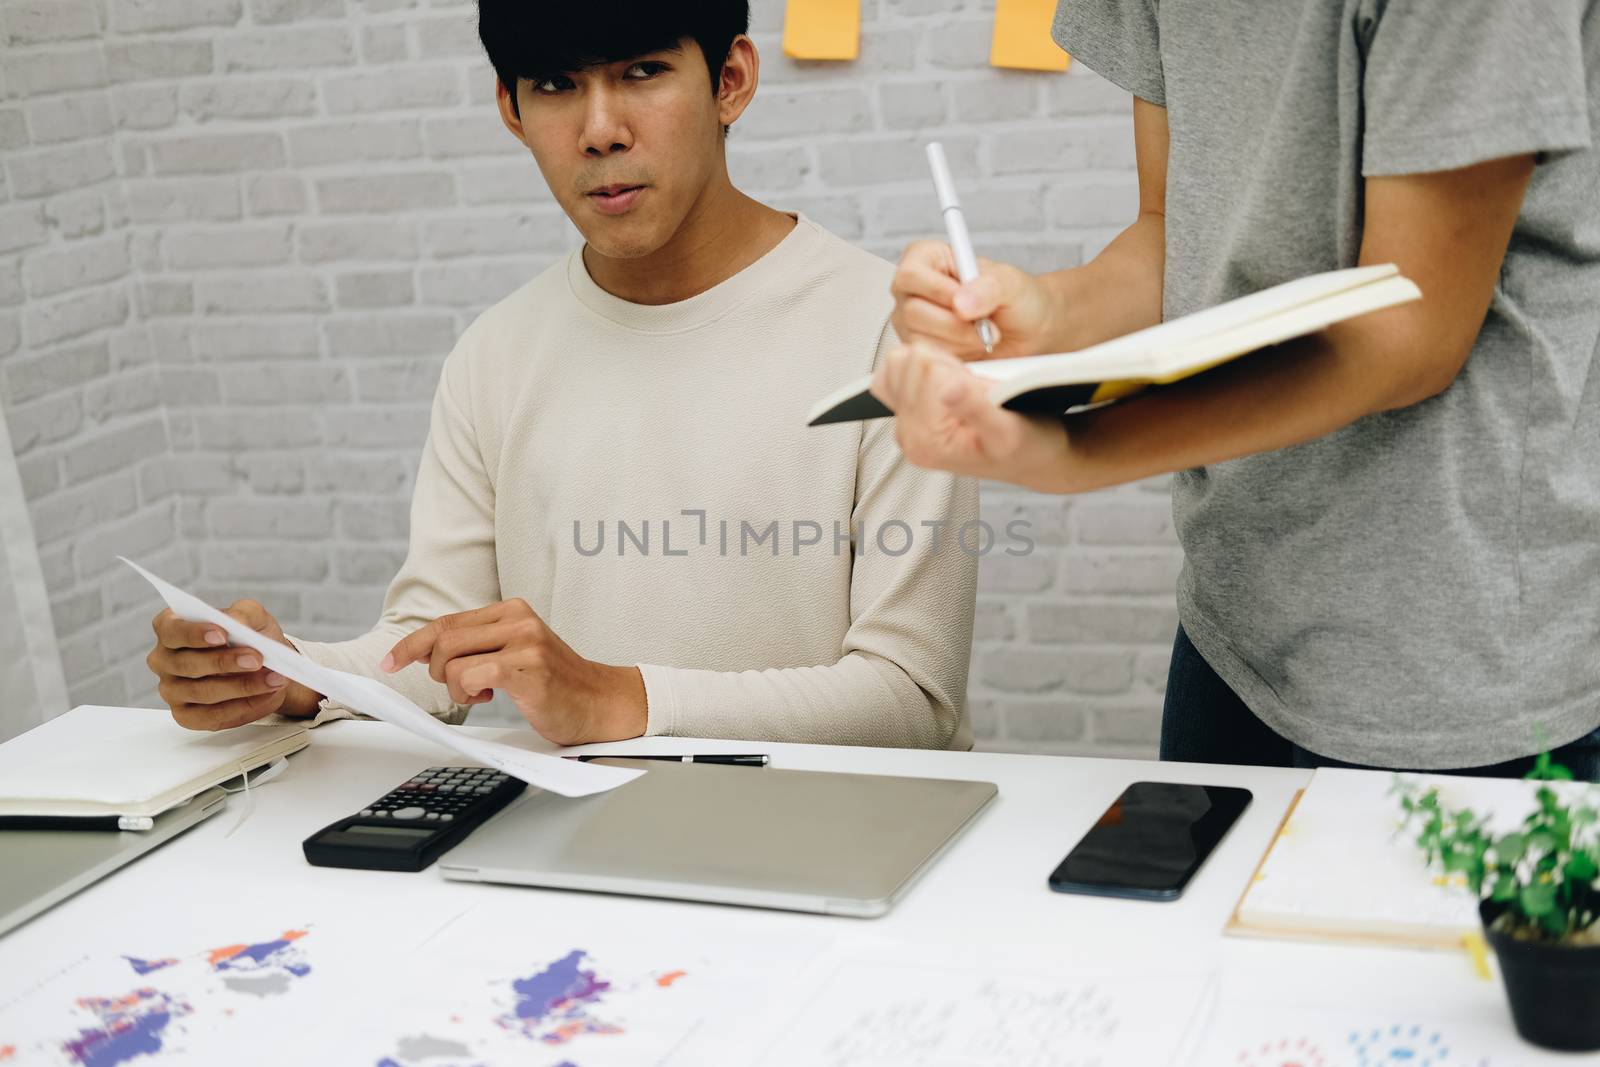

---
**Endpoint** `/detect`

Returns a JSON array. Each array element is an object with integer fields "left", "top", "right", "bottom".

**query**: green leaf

[
  {"left": 1567, "top": 851, "right": 1598, "bottom": 883},
  {"left": 1526, "top": 751, "right": 1574, "bottom": 781},
  {"left": 1521, "top": 883, "right": 1558, "bottom": 917},
  {"left": 1538, "top": 787, "right": 1560, "bottom": 815},
  {"left": 1491, "top": 873, "right": 1517, "bottom": 902},
  {"left": 1496, "top": 832, "right": 1527, "bottom": 863}
]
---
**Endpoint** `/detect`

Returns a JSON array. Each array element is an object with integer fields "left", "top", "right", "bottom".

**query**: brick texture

[{"left": 0, "top": 0, "right": 1177, "bottom": 756}]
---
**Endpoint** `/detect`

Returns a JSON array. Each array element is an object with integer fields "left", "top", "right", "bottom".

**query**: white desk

[{"left": 0, "top": 723, "right": 1562, "bottom": 1065}]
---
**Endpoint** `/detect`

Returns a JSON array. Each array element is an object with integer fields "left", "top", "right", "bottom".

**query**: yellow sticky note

[
  {"left": 783, "top": 0, "right": 860, "bottom": 61},
  {"left": 991, "top": 0, "right": 1072, "bottom": 72}
]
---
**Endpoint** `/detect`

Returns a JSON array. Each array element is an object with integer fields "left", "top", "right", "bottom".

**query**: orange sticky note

[
  {"left": 991, "top": 0, "right": 1072, "bottom": 72},
  {"left": 783, "top": 0, "right": 860, "bottom": 61}
]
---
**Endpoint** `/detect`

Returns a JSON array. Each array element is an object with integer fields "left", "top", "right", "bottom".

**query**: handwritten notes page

[{"left": 753, "top": 940, "right": 1213, "bottom": 1067}]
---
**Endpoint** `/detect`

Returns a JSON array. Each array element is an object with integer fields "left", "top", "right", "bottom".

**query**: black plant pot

[{"left": 1479, "top": 900, "right": 1600, "bottom": 1052}]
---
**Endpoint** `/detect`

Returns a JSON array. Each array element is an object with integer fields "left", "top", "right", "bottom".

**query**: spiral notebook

[{"left": 0, "top": 704, "right": 308, "bottom": 820}]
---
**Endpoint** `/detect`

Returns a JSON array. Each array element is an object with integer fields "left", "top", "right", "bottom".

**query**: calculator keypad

[{"left": 359, "top": 767, "right": 513, "bottom": 821}]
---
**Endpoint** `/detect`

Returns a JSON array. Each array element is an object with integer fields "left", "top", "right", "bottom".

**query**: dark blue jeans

[{"left": 1160, "top": 625, "right": 1600, "bottom": 780}]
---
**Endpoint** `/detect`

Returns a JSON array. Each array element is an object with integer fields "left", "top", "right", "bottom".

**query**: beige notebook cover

[
  {"left": 0, "top": 705, "right": 309, "bottom": 819},
  {"left": 1226, "top": 768, "right": 1576, "bottom": 950}
]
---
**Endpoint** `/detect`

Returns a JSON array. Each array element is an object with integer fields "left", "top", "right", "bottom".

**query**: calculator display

[{"left": 329, "top": 826, "right": 433, "bottom": 842}]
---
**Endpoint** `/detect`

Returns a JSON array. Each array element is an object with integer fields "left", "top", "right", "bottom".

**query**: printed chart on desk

[
  {"left": 0, "top": 920, "right": 338, "bottom": 1066},
  {"left": 1188, "top": 998, "right": 1540, "bottom": 1067},
  {"left": 324, "top": 904, "right": 823, "bottom": 1067}
]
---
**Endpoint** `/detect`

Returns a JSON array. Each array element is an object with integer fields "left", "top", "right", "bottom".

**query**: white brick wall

[{"left": 1, "top": 0, "right": 1180, "bottom": 757}]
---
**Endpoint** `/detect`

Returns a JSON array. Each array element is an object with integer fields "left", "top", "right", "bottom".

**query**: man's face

[{"left": 504, "top": 40, "right": 725, "bottom": 259}]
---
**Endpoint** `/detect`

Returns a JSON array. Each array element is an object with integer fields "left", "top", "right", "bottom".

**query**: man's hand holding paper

[
  {"left": 147, "top": 597, "right": 323, "bottom": 731},
  {"left": 125, "top": 558, "right": 640, "bottom": 798}
]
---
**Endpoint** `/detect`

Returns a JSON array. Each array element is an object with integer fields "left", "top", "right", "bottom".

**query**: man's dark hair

[{"left": 478, "top": 1, "right": 751, "bottom": 116}]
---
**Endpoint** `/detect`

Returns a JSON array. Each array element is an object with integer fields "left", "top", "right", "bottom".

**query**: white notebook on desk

[
  {"left": 0, "top": 705, "right": 309, "bottom": 819},
  {"left": 1227, "top": 768, "right": 1579, "bottom": 949}
]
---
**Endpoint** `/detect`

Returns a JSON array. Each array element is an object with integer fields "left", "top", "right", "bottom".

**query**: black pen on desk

[
  {"left": 0, "top": 814, "right": 155, "bottom": 832},
  {"left": 563, "top": 754, "right": 770, "bottom": 767}
]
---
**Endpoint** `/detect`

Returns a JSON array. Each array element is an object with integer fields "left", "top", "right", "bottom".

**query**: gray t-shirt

[{"left": 1054, "top": 0, "right": 1600, "bottom": 767}]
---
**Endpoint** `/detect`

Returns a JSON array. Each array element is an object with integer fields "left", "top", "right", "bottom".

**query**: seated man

[{"left": 145, "top": 2, "right": 978, "bottom": 749}]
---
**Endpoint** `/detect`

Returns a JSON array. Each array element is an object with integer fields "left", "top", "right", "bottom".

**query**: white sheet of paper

[
  {"left": 751, "top": 939, "right": 1215, "bottom": 1066},
  {"left": 317, "top": 896, "right": 828, "bottom": 1066},
  {"left": 122, "top": 557, "right": 642, "bottom": 799},
  {"left": 0, "top": 865, "right": 463, "bottom": 1067}
]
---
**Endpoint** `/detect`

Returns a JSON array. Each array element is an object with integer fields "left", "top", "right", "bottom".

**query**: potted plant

[{"left": 1395, "top": 752, "right": 1600, "bottom": 1051}]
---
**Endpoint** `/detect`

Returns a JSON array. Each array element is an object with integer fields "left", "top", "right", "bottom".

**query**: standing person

[{"left": 870, "top": 1, "right": 1600, "bottom": 777}]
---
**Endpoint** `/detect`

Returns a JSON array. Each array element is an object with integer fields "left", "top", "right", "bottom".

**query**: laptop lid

[
  {"left": 0, "top": 787, "right": 228, "bottom": 939},
  {"left": 437, "top": 758, "right": 997, "bottom": 917}
]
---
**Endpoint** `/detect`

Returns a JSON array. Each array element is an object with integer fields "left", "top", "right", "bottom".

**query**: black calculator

[{"left": 302, "top": 766, "right": 526, "bottom": 872}]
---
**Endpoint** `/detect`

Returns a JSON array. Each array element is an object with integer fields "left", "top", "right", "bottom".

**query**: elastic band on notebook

[{"left": 221, "top": 757, "right": 288, "bottom": 837}]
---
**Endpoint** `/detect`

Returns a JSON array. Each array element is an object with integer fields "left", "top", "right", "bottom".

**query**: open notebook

[
  {"left": 1227, "top": 768, "right": 1587, "bottom": 950},
  {"left": 808, "top": 263, "right": 1421, "bottom": 425},
  {"left": 0, "top": 705, "right": 308, "bottom": 820}
]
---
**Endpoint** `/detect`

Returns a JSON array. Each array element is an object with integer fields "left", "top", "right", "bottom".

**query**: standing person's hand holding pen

[
  {"left": 889, "top": 108, "right": 1171, "bottom": 365},
  {"left": 874, "top": 108, "right": 1172, "bottom": 487},
  {"left": 888, "top": 240, "right": 1061, "bottom": 362},
  {"left": 889, "top": 141, "right": 1065, "bottom": 364}
]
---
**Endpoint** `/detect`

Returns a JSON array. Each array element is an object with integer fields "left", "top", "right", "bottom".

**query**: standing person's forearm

[
  {"left": 1037, "top": 305, "right": 1456, "bottom": 495},
  {"left": 1037, "top": 210, "right": 1166, "bottom": 354}
]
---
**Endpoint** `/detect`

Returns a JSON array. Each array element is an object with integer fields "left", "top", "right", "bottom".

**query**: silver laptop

[
  {"left": 439, "top": 758, "right": 996, "bottom": 917},
  {"left": 0, "top": 787, "right": 227, "bottom": 939}
]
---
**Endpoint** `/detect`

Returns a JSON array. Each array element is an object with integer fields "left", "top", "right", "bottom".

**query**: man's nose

[{"left": 579, "top": 87, "right": 632, "bottom": 157}]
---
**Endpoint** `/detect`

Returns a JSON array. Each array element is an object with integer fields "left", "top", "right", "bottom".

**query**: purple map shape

[
  {"left": 210, "top": 933, "right": 311, "bottom": 977},
  {"left": 121, "top": 959, "right": 177, "bottom": 976},
  {"left": 63, "top": 989, "right": 189, "bottom": 1067},
  {"left": 498, "top": 951, "right": 621, "bottom": 1045}
]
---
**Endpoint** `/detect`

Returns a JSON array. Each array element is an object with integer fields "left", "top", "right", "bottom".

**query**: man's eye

[
  {"left": 533, "top": 75, "right": 574, "bottom": 93},
  {"left": 625, "top": 62, "right": 666, "bottom": 79}
]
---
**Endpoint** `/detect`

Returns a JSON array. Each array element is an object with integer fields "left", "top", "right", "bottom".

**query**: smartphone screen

[{"left": 1047, "top": 781, "right": 1252, "bottom": 900}]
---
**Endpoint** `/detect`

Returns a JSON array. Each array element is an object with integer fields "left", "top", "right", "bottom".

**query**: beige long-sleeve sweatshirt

[{"left": 285, "top": 214, "right": 978, "bottom": 749}]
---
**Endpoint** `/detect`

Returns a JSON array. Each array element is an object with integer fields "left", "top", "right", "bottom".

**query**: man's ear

[
  {"left": 716, "top": 35, "right": 760, "bottom": 130},
  {"left": 496, "top": 77, "right": 528, "bottom": 143}
]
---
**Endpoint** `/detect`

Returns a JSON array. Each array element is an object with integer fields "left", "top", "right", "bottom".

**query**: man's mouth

[{"left": 585, "top": 183, "right": 647, "bottom": 216}]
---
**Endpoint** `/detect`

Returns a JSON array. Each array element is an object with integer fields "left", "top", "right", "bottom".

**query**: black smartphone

[{"left": 1047, "top": 781, "right": 1252, "bottom": 901}]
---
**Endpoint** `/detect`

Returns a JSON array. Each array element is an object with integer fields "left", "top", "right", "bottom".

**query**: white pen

[{"left": 925, "top": 141, "right": 998, "bottom": 354}]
